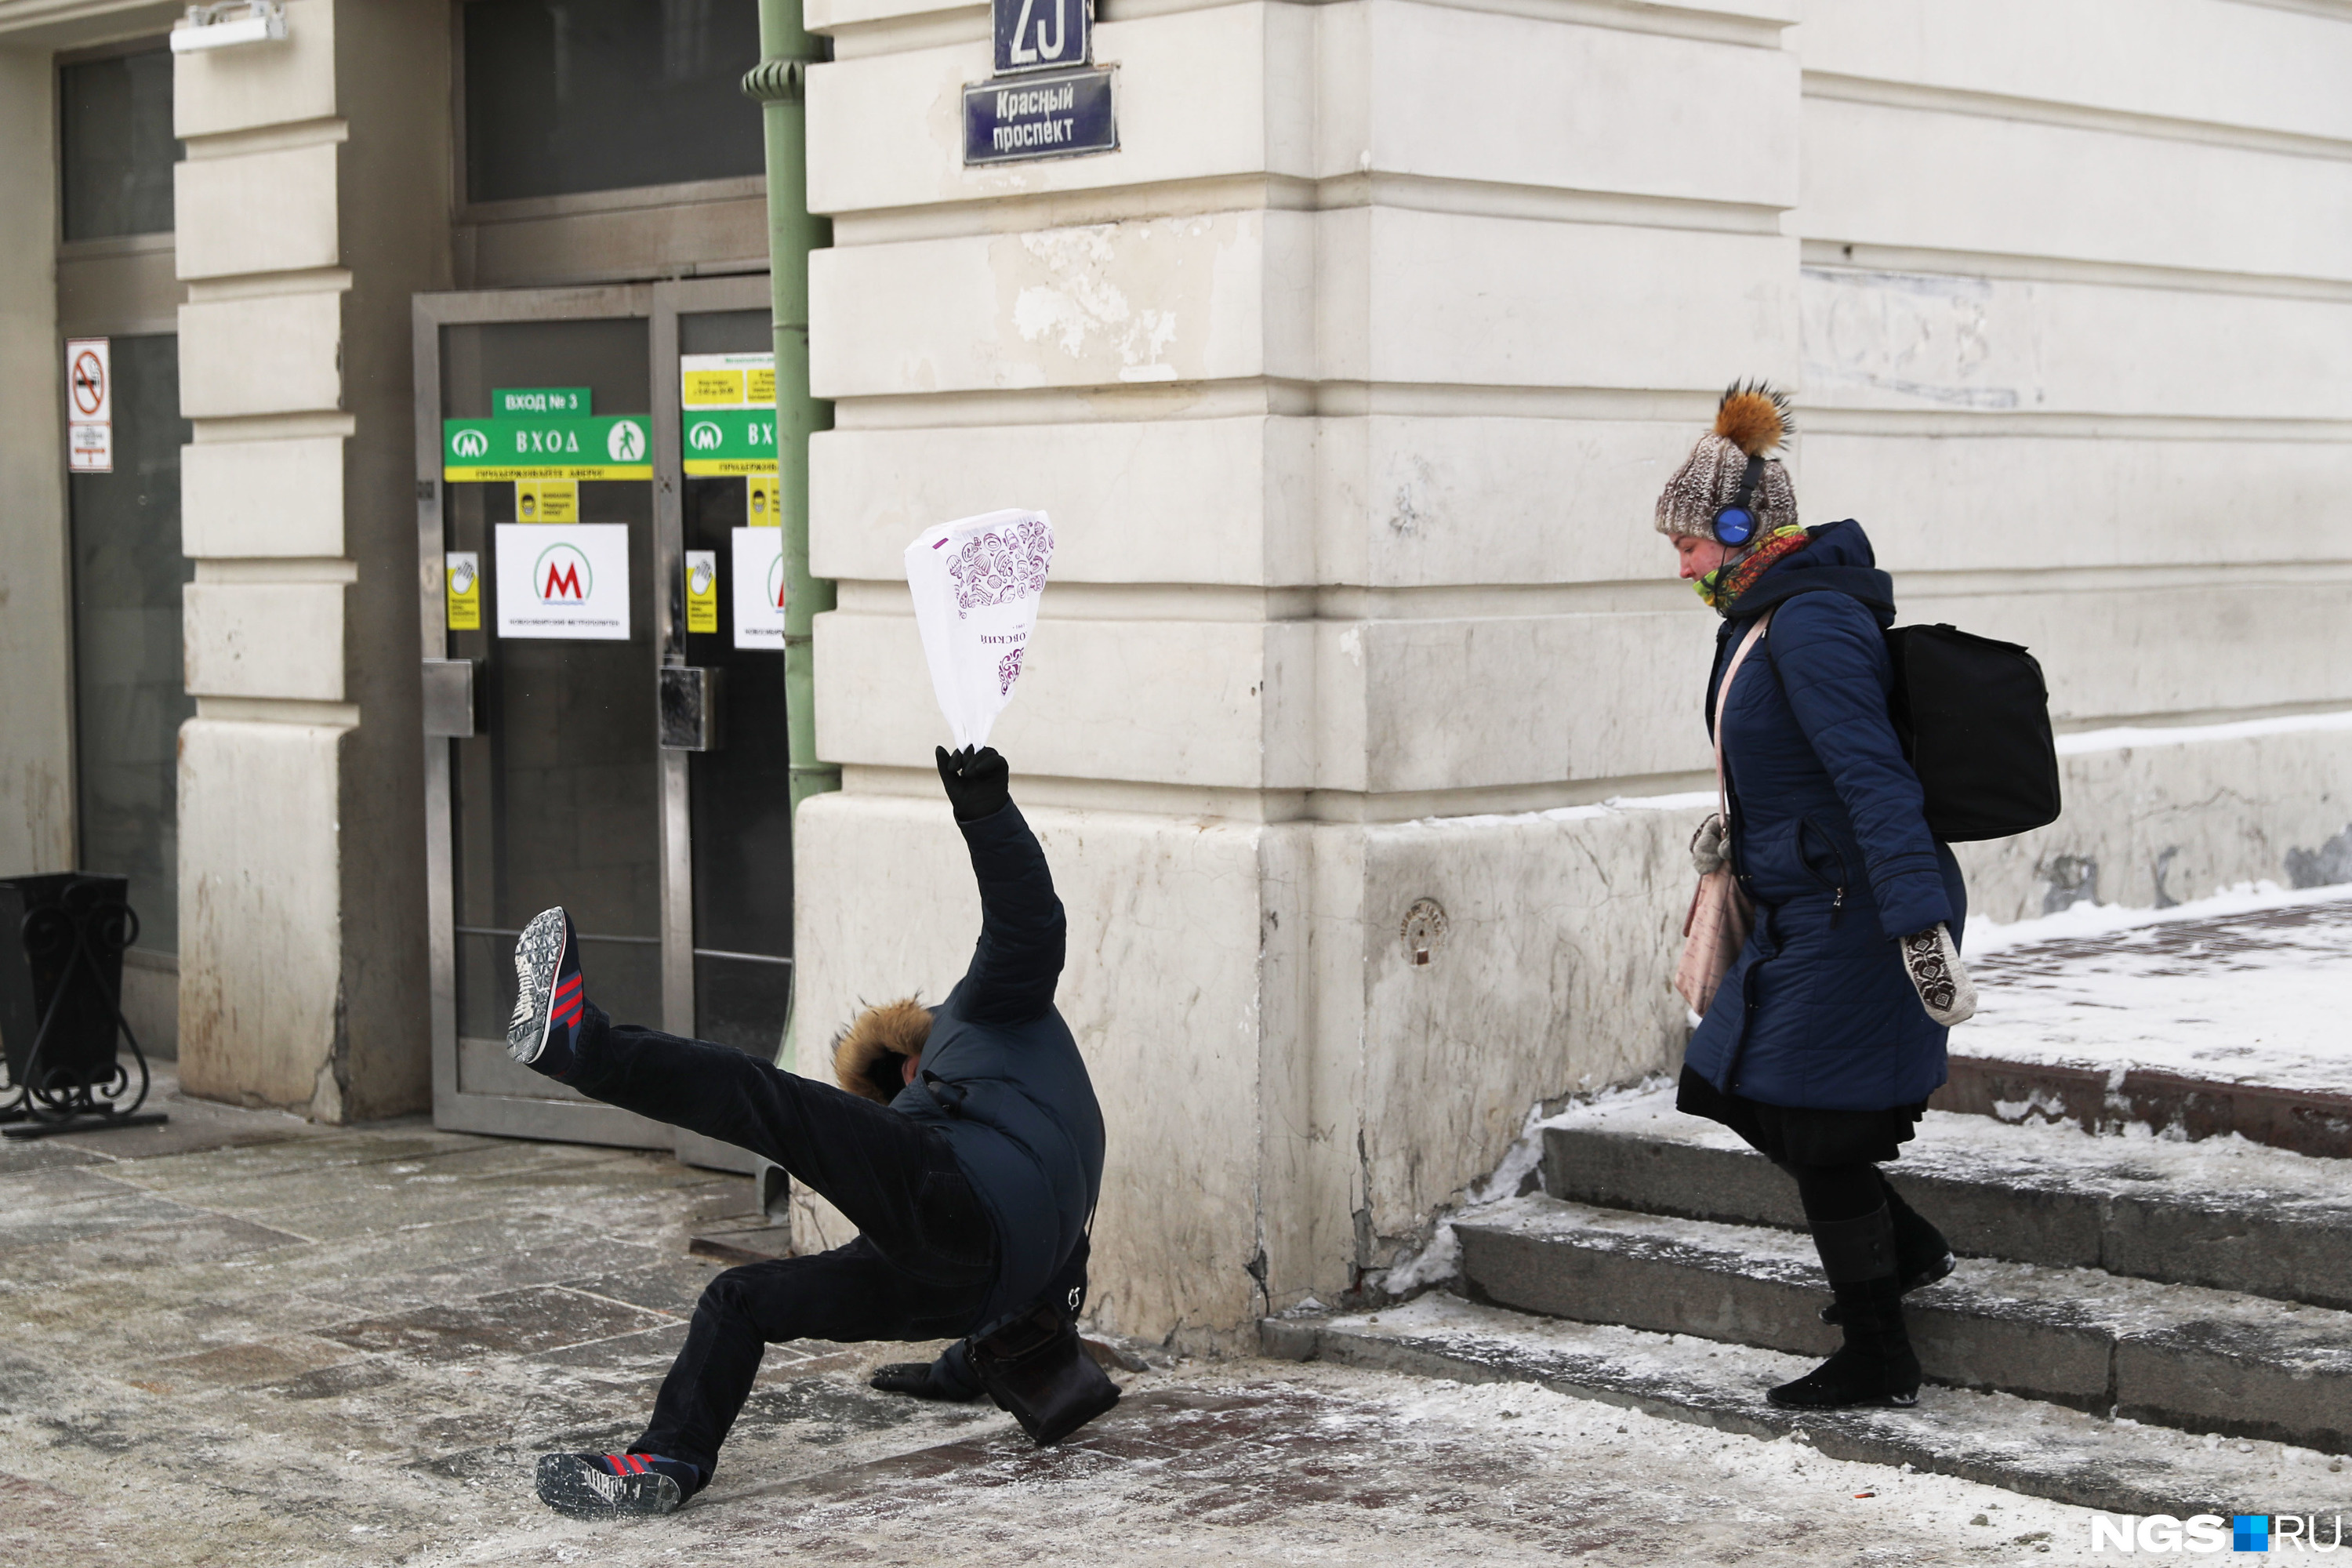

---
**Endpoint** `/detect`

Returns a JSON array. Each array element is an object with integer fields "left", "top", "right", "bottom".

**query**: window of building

[
  {"left": 58, "top": 47, "right": 180, "bottom": 241},
  {"left": 463, "top": 0, "right": 766, "bottom": 205},
  {"left": 70, "top": 335, "right": 194, "bottom": 957}
]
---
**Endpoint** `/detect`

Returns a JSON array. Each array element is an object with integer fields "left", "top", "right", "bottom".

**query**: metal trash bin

[{"left": 0, "top": 873, "right": 165, "bottom": 1138}]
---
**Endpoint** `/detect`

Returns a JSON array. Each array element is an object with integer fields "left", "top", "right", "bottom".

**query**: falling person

[{"left": 510, "top": 745, "right": 1105, "bottom": 1515}]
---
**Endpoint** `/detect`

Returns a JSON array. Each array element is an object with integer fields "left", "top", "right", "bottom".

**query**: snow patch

[
  {"left": 1406, "top": 792, "right": 1715, "bottom": 832},
  {"left": 1966, "top": 879, "right": 2347, "bottom": 955},
  {"left": 1377, "top": 1078, "right": 1677, "bottom": 1296},
  {"left": 2055, "top": 706, "right": 2352, "bottom": 757},
  {"left": 1959, "top": 884, "right": 2352, "bottom": 1096}
]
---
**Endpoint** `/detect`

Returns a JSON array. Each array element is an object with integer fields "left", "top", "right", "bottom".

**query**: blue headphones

[{"left": 1712, "top": 455, "right": 1766, "bottom": 546}]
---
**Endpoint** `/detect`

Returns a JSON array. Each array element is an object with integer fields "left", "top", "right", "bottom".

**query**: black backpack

[{"left": 1884, "top": 624, "right": 2061, "bottom": 843}]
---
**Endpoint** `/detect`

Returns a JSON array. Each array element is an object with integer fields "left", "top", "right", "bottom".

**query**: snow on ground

[
  {"left": 1562, "top": 1078, "right": 2352, "bottom": 1207},
  {"left": 1958, "top": 882, "right": 2352, "bottom": 1092},
  {"left": 428, "top": 1363, "right": 2131, "bottom": 1567}
]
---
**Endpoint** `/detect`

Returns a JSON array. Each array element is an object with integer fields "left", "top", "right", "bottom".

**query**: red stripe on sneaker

[
  {"left": 627, "top": 1454, "right": 648, "bottom": 1475},
  {"left": 554, "top": 974, "right": 582, "bottom": 1001},
  {"left": 604, "top": 1454, "right": 628, "bottom": 1475},
  {"left": 554, "top": 996, "right": 583, "bottom": 1026}
]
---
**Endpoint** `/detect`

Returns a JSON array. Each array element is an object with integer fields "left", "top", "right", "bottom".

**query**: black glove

[
  {"left": 935, "top": 745, "right": 1011, "bottom": 822},
  {"left": 869, "top": 1359, "right": 985, "bottom": 1403}
]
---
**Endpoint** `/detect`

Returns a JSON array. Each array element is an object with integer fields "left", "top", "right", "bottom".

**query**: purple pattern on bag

[
  {"left": 997, "top": 647, "right": 1025, "bottom": 696},
  {"left": 949, "top": 519, "right": 1053, "bottom": 618}
]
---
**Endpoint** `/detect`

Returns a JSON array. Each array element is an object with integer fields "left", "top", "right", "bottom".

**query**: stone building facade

[{"left": 1, "top": 0, "right": 2346, "bottom": 1345}]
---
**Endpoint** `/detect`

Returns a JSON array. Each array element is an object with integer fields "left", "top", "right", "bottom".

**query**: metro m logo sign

[{"left": 535, "top": 543, "right": 593, "bottom": 603}]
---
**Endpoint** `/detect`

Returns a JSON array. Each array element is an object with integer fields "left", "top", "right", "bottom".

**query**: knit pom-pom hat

[
  {"left": 833, "top": 997, "right": 933, "bottom": 1103},
  {"left": 1655, "top": 382, "right": 1799, "bottom": 541}
]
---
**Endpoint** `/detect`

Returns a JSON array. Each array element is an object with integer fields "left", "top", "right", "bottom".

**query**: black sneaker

[
  {"left": 535, "top": 1452, "right": 690, "bottom": 1517},
  {"left": 507, "top": 907, "right": 586, "bottom": 1076}
]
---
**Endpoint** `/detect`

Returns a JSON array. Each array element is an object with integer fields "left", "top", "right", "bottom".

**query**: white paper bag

[{"left": 904, "top": 509, "right": 1054, "bottom": 750}]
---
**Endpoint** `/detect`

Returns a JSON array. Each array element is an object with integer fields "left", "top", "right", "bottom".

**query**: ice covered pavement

[
  {"left": 0, "top": 1068, "right": 2116, "bottom": 1566},
  {"left": 1962, "top": 884, "right": 2352, "bottom": 1095}
]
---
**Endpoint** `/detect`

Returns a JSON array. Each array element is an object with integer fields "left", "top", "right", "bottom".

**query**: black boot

[
  {"left": 1820, "top": 1184, "right": 1954, "bottom": 1324},
  {"left": 1769, "top": 1206, "right": 1922, "bottom": 1410}
]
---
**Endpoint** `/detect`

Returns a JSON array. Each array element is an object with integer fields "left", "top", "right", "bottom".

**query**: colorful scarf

[{"left": 1693, "top": 524, "right": 1812, "bottom": 614}]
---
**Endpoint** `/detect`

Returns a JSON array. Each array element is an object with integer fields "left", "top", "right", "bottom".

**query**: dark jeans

[{"left": 563, "top": 1002, "right": 1000, "bottom": 1475}]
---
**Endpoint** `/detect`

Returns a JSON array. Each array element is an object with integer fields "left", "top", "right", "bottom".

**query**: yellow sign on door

[
  {"left": 682, "top": 368, "right": 745, "bottom": 407},
  {"left": 515, "top": 478, "right": 578, "bottom": 523},
  {"left": 685, "top": 550, "right": 719, "bottom": 634},
  {"left": 445, "top": 551, "right": 481, "bottom": 630},
  {"left": 746, "top": 474, "right": 781, "bottom": 525}
]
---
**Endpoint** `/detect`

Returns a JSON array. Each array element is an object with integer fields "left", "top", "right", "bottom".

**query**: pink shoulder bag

[{"left": 1674, "top": 612, "right": 1772, "bottom": 1014}]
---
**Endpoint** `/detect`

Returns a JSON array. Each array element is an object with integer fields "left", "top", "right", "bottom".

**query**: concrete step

[
  {"left": 1455, "top": 1193, "right": 2352, "bottom": 1455},
  {"left": 1541, "top": 1084, "right": 2352, "bottom": 1308},
  {"left": 1262, "top": 1294, "right": 2351, "bottom": 1519},
  {"left": 1936, "top": 1054, "right": 2352, "bottom": 1159}
]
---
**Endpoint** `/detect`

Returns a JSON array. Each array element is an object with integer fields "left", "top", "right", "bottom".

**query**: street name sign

[{"left": 964, "top": 67, "right": 1115, "bottom": 165}]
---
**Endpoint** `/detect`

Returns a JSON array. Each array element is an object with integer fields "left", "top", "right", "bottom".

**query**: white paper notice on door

[
  {"left": 494, "top": 523, "right": 631, "bottom": 640},
  {"left": 731, "top": 527, "right": 786, "bottom": 649},
  {"left": 903, "top": 509, "right": 1054, "bottom": 750}
]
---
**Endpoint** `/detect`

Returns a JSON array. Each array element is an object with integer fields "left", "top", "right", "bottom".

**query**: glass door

[
  {"left": 419, "top": 285, "right": 675, "bottom": 1148},
  {"left": 659, "top": 275, "right": 796, "bottom": 1173},
  {"left": 418, "top": 278, "right": 793, "bottom": 1161}
]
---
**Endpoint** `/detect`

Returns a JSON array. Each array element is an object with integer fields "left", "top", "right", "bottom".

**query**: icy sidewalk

[
  {"left": 0, "top": 1065, "right": 2126, "bottom": 1566},
  {"left": 1960, "top": 884, "right": 2352, "bottom": 1094}
]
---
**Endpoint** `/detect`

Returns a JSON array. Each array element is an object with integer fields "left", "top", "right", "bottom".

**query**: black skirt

[{"left": 1676, "top": 1065, "right": 1926, "bottom": 1167}]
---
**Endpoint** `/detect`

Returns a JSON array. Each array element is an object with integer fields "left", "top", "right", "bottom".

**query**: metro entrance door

[{"left": 415, "top": 276, "right": 794, "bottom": 1166}]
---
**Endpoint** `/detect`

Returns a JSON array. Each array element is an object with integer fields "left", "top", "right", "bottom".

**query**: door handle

[
  {"left": 659, "top": 666, "right": 724, "bottom": 752},
  {"left": 422, "top": 659, "right": 477, "bottom": 738}
]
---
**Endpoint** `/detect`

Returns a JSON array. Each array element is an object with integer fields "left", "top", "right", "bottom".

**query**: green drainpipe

[{"left": 745, "top": 5, "right": 835, "bottom": 1079}]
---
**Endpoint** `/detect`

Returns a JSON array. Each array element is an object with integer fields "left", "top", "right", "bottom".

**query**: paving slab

[
  {"left": 1544, "top": 1082, "right": 2352, "bottom": 1306},
  {"left": 1458, "top": 1192, "right": 2352, "bottom": 1450}
]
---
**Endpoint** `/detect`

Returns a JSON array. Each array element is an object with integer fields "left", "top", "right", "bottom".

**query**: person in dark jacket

[
  {"left": 1659, "top": 384, "right": 1979, "bottom": 1410},
  {"left": 506, "top": 745, "right": 1105, "bottom": 1515}
]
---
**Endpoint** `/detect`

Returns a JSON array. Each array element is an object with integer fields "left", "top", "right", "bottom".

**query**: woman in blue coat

[{"left": 1657, "top": 385, "right": 1979, "bottom": 1410}]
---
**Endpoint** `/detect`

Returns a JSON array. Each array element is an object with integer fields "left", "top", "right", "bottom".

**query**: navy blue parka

[
  {"left": 1682, "top": 520, "right": 1966, "bottom": 1112},
  {"left": 893, "top": 800, "right": 1105, "bottom": 1326}
]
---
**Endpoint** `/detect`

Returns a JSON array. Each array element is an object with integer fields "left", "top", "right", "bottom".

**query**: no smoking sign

[{"left": 64, "top": 336, "right": 111, "bottom": 474}]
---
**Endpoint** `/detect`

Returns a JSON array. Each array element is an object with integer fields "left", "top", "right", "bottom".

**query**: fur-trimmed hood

[{"left": 833, "top": 998, "right": 934, "bottom": 1103}]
